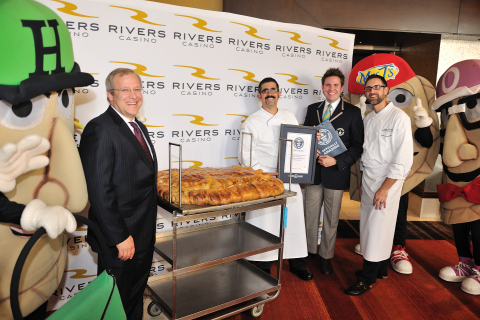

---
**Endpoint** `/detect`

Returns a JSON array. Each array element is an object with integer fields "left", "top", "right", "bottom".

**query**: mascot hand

[
  {"left": 0, "top": 135, "right": 50, "bottom": 193},
  {"left": 413, "top": 98, "right": 433, "bottom": 128},
  {"left": 21, "top": 199, "right": 77, "bottom": 239},
  {"left": 355, "top": 95, "right": 367, "bottom": 119}
]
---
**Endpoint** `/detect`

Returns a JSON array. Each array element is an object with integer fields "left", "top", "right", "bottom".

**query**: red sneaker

[{"left": 390, "top": 245, "right": 412, "bottom": 274}]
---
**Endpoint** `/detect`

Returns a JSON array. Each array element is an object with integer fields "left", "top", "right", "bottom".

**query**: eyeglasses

[
  {"left": 364, "top": 85, "right": 386, "bottom": 92},
  {"left": 111, "top": 88, "right": 142, "bottom": 94},
  {"left": 261, "top": 88, "right": 279, "bottom": 94}
]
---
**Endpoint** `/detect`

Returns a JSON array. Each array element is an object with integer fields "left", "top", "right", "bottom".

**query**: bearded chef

[
  {"left": 238, "top": 77, "right": 311, "bottom": 281},
  {"left": 344, "top": 74, "right": 413, "bottom": 295}
]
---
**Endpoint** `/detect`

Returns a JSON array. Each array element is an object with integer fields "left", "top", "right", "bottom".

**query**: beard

[{"left": 369, "top": 94, "right": 385, "bottom": 106}]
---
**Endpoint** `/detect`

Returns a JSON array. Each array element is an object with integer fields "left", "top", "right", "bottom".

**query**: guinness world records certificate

[{"left": 278, "top": 124, "right": 318, "bottom": 184}]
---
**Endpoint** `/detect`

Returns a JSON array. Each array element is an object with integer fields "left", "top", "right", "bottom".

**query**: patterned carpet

[{"left": 167, "top": 222, "right": 477, "bottom": 320}]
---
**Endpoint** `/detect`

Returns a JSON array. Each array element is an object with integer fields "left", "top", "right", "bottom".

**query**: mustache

[{"left": 266, "top": 95, "right": 275, "bottom": 99}]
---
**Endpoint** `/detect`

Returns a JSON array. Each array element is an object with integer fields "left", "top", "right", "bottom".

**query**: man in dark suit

[
  {"left": 303, "top": 68, "right": 364, "bottom": 275},
  {"left": 79, "top": 68, "right": 158, "bottom": 320}
]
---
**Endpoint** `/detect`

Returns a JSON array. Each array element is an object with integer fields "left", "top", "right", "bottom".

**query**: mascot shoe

[
  {"left": 439, "top": 256, "right": 475, "bottom": 282},
  {"left": 461, "top": 266, "right": 480, "bottom": 295},
  {"left": 390, "top": 245, "right": 413, "bottom": 275}
]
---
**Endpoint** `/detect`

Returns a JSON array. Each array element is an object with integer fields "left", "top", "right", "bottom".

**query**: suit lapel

[{"left": 107, "top": 107, "right": 155, "bottom": 171}]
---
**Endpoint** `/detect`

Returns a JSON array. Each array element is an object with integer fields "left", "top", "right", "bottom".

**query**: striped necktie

[
  {"left": 322, "top": 104, "right": 332, "bottom": 122},
  {"left": 129, "top": 121, "right": 154, "bottom": 164}
]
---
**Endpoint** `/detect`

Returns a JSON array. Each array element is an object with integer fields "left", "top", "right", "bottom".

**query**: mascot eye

[
  {"left": 464, "top": 97, "right": 480, "bottom": 122},
  {"left": 0, "top": 96, "right": 47, "bottom": 130},
  {"left": 388, "top": 88, "right": 414, "bottom": 109},
  {"left": 56, "top": 88, "right": 73, "bottom": 118}
]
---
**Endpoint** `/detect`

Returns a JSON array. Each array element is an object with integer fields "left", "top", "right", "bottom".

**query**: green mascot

[{"left": 0, "top": 0, "right": 94, "bottom": 318}]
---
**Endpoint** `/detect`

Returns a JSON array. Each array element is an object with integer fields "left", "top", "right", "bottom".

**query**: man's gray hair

[{"left": 105, "top": 68, "right": 142, "bottom": 102}]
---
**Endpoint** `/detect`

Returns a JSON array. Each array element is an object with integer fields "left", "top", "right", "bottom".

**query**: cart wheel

[
  {"left": 147, "top": 301, "right": 163, "bottom": 317},
  {"left": 249, "top": 304, "right": 264, "bottom": 318}
]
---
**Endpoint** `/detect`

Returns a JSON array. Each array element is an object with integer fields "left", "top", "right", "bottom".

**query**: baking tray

[{"left": 157, "top": 190, "right": 296, "bottom": 215}]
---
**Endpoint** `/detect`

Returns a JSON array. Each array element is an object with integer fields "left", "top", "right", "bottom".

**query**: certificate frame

[{"left": 278, "top": 124, "right": 318, "bottom": 184}]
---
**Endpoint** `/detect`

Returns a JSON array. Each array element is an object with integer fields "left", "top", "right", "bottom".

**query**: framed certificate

[{"left": 278, "top": 124, "right": 318, "bottom": 184}]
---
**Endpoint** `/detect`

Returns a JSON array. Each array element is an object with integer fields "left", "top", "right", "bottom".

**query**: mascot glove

[
  {"left": 355, "top": 95, "right": 367, "bottom": 119},
  {"left": 413, "top": 98, "right": 433, "bottom": 128},
  {"left": 21, "top": 199, "right": 77, "bottom": 239},
  {"left": 0, "top": 135, "right": 50, "bottom": 193}
]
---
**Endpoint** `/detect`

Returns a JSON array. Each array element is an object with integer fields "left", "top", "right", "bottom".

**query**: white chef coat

[
  {"left": 360, "top": 102, "right": 413, "bottom": 262},
  {"left": 239, "top": 107, "right": 308, "bottom": 261}
]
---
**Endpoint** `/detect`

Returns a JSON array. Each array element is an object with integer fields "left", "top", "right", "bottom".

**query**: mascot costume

[
  {"left": 344, "top": 54, "right": 440, "bottom": 275},
  {"left": 433, "top": 59, "right": 480, "bottom": 295},
  {"left": 0, "top": 0, "right": 94, "bottom": 318}
]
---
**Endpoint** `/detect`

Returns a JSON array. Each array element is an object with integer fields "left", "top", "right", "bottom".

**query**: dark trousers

[
  {"left": 257, "top": 257, "right": 307, "bottom": 271},
  {"left": 357, "top": 259, "right": 388, "bottom": 286},
  {"left": 393, "top": 192, "right": 409, "bottom": 247},
  {"left": 97, "top": 245, "right": 154, "bottom": 320},
  {"left": 452, "top": 219, "right": 480, "bottom": 265}
]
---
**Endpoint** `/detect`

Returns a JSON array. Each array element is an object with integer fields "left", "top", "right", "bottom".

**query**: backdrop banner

[{"left": 37, "top": 0, "right": 354, "bottom": 310}]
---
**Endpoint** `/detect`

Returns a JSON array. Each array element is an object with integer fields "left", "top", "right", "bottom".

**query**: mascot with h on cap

[
  {"left": 0, "top": 0, "right": 94, "bottom": 318},
  {"left": 433, "top": 59, "right": 480, "bottom": 295},
  {"left": 344, "top": 53, "right": 440, "bottom": 276}
]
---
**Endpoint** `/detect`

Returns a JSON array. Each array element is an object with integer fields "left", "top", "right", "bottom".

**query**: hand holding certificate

[
  {"left": 316, "top": 120, "right": 347, "bottom": 157},
  {"left": 278, "top": 124, "right": 318, "bottom": 184}
]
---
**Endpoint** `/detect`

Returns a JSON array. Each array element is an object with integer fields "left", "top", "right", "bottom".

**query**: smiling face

[
  {"left": 322, "top": 75, "right": 344, "bottom": 104},
  {"left": 257, "top": 81, "right": 280, "bottom": 113},
  {"left": 107, "top": 73, "right": 143, "bottom": 121},
  {"left": 364, "top": 78, "right": 389, "bottom": 108}
]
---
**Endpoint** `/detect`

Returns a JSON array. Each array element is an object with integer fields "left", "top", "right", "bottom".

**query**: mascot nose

[
  {"left": 443, "top": 114, "right": 478, "bottom": 167},
  {"left": 36, "top": 118, "right": 88, "bottom": 213}
]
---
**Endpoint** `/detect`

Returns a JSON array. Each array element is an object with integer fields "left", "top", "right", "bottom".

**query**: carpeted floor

[{"left": 142, "top": 221, "right": 478, "bottom": 320}]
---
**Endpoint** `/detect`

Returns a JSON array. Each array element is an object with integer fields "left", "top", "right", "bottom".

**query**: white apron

[
  {"left": 360, "top": 167, "right": 403, "bottom": 262},
  {"left": 239, "top": 108, "right": 308, "bottom": 261}
]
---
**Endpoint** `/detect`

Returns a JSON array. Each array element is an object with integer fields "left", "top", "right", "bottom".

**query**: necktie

[
  {"left": 322, "top": 104, "right": 332, "bottom": 122},
  {"left": 129, "top": 122, "right": 153, "bottom": 164},
  {"left": 437, "top": 176, "right": 480, "bottom": 204}
]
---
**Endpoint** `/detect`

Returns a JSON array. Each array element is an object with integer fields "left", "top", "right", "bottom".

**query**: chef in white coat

[
  {"left": 344, "top": 74, "right": 413, "bottom": 295},
  {"left": 238, "top": 77, "right": 311, "bottom": 281}
]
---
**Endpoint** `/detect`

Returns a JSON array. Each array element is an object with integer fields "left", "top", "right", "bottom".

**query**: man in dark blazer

[
  {"left": 79, "top": 68, "right": 158, "bottom": 320},
  {"left": 303, "top": 68, "right": 364, "bottom": 275}
]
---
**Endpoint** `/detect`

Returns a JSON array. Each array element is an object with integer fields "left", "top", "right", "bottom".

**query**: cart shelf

[
  {"left": 148, "top": 259, "right": 280, "bottom": 320},
  {"left": 154, "top": 219, "right": 282, "bottom": 274}
]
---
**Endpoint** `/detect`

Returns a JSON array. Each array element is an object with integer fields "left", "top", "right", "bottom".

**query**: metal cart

[{"left": 146, "top": 143, "right": 295, "bottom": 320}]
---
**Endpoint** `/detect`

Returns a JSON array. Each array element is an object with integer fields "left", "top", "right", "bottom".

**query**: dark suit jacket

[
  {"left": 79, "top": 106, "right": 158, "bottom": 253},
  {"left": 304, "top": 99, "right": 364, "bottom": 190}
]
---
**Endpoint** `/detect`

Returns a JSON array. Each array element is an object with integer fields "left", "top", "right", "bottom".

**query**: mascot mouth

[{"left": 443, "top": 163, "right": 480, "bottom": 183}]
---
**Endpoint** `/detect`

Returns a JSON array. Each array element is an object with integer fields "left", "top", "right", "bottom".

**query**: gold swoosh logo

[
  {"left": 65, "top": 269, "right": 96, "bottom": 279},
  {"left": 173, "top": 114, "right": 218, "bottom": 126},
  {"left": 225, "top": 157, "right": 239, "bottom": 160},
  {"left": 173, "top": 65, "right": 220, "bottom": 80},
  {"left": 175, "top": 14, "right": 221, "bottom": 32},
  {"left": 228, "top": 69, "right": 259, "bottom": 83},
  {"left": 230, "top": 22, "right": 269, "bottom": 40},
  {"left": 156, "top": 217, "right": 164, "bottom": 220},
  {"left": 52, "top": 0, "right": 99, "bottom": 18},
  {"left": 315, "top": 76, "right": 323, "bottom": 78},
  {"left": 74, "top": 118, "right": 84, "bottom": 130},
  {"left": 318, "top": 36, "right": 347, "bottom": 51},
  {"left": 277, "top": 30, "right": 311, "bottom": 44},
  {"left": 75, "top": 227, "right": 87, "bottom": 231},
  {"left": 109, "top": 62, "right": 164, "bottom": 77},
  {"left": 226, "top": 114, "right": 248, "bottom": 123},
  {"left": 110, "top": 5, "right": 166, "bottom": 26},
  {"left": 274, "top": 73, "right": 308, "bottom": 85},
  {"left": 142, "top": 117, "right": 164, "bottom": 127},
  {"left": 173, "top": 160, "right": 203, "bottom": 168}
]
